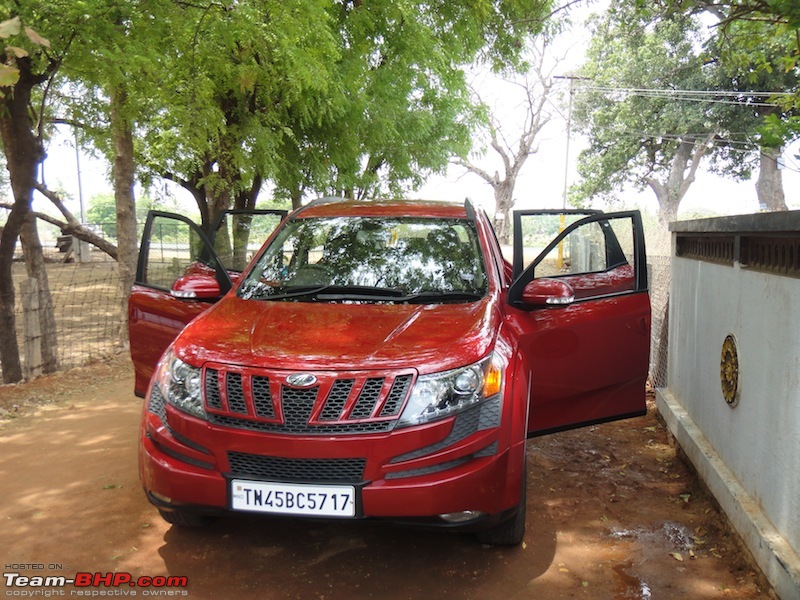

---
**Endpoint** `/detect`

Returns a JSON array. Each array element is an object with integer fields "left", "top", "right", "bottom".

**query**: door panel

[
  {"left": 508, "top": 211, "right": 651, "bottom": 436},
  {"left": 128, "top": 210, "right": 286, "bottom": 396},
  {"left": 129, "top": 286, "right": 215, "bottom": 395}
]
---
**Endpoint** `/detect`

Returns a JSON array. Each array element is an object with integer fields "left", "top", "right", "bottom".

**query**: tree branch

[
  {"left": 451, "top": 157, "right": 498, "bottom": 187},
  {"left": 30, "top": 184, "right": 119, "bottom": 260},
  {"left": 679, "top": 129, "right": 718, "bottom": 197}
]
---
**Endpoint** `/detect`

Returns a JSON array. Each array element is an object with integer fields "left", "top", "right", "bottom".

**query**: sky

[{"left": 33, "top": 2, "right": 800, "bottom": 225}]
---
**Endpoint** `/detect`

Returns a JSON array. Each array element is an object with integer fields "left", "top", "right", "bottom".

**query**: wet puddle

[
  {"left": 613, "top": 563, "right": 653, "bottom": 599},
  {"left": 608, "top": 521, "right": 695, "bottom": 598}
]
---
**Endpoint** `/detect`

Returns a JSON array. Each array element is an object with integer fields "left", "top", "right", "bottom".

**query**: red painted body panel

[
  {"left": 173, "top": 294, "right": 500, "bottom": 376},
  {"left": 139, "top": 387, "right": 526, "bottom": 518},
  {"left": 129, "top": 286, "right": 211, "bottom": 396},
  {"left": 507, "top": 292, "right": 651, "bottom": 435}
]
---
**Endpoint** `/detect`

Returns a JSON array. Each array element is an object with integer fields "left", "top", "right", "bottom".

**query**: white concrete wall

[{"left": 667, "top": 258, "right": 800, "bottom": 553}]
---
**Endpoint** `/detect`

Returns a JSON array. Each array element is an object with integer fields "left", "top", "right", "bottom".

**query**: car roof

[{"left": 293, "top": 198, "right": 470, "bottom": 220}]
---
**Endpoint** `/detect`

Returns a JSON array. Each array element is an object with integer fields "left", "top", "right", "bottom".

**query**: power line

[
  {"left": 575, "top": 85, "right": 794, "bottom": 108},
  {"left": 594, "top": 129, "right": 800, "bottom": 173},
  {"left": 581, "top": 86, "right": 797, "bottom": 98}
]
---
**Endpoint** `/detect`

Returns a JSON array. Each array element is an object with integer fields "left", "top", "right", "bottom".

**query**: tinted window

[{"left": 238, "top": 216, "right": 487, "bottom": 301}]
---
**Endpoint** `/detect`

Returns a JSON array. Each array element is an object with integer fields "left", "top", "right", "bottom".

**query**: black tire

[
  {"left": 158, "top": 509, "right": 216, "bottom": 528},
  {"left": 476, "top": 467, "right": 527, "bottom": 546}
]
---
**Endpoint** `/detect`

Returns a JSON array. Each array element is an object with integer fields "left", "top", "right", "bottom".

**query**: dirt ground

[{"left": 0, "top": 354, "right": 775, "bottom": 599}]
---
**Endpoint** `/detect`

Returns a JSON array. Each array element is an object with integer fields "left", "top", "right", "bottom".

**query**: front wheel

[{"left": 476, "top": 466, "right": 527, "bottom": 546}]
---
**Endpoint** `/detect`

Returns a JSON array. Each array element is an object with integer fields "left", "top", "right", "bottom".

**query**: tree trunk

[
  {"left": 493, "top": 181, "right": 515, "bottom": 246},
  {"left": 0, "top": 58, "right": 47, "bottom": 383},
  {"left": 110, "top": 85, "right": 139, "bottom": 346},
  {"left": 646, "top": 136, "right": 711, "bottom": 255},
  {"left": 755, "top": 146, "right": 787, "bottom": 211},
  {"left": 0, "top": 207, "right": 25, "bottom": 383},
  {"left": 19, "top": 215, "right": 58, "bottom": 374},
  {"left": 290, "top": 182, "right": 303, "bottom": 210}
]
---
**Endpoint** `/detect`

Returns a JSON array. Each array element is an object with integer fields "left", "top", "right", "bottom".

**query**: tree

[
  {"left": 139, "top": 0, "right": 555, "bottom": 217},
  {"left": 0, "top": 13, "right": 60, "bottom": 382},
  {"left": 653, "top": 0, "right": 800, "bottom": 79},
  {"left": 137, "top": 0, "right": 343, "bottom": 229},
  {"left": 453, "top": 40, "right": 561, "bottom": 243},
  {"left": 2, "top": 0, "right": 555, "bottom": 381},
  {"left": 651, "top": 1, "right": 800, "bottom": 209},
  {"left": 85, "top": 193, "right": 161, "bottom": 237},
  {"left": 723, "top": 29, "right": 799, "bottom": 211},
  {"left": 572, "top": 8, "right": 754, "bottom": 239},
  {"left": 0, "top": 0, "right": 164, "bottom": 380}
]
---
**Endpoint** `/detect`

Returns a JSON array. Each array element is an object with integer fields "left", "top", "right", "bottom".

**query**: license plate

[{"left": 230, "top": 480, "right": 356, "bottom": 517}]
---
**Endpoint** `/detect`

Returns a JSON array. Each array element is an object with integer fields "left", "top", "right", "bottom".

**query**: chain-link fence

[
  {"left": 649, "top": 254, "right": 671, "bottom": 388},
  {"left": 1, "top": 222, "right": 123, "bottom": 382}
]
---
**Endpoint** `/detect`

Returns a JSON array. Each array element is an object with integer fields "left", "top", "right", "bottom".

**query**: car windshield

[{"left": 238, "top": 216, "right": 488, "bottom": 302}]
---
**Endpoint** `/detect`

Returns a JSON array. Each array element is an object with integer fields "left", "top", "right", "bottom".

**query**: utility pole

[
  {"left": 554, "top": 75, "right": 589, "bottom": 268},
  {"left": 74, "top": 127, "right": 88, "bottom": 263}
]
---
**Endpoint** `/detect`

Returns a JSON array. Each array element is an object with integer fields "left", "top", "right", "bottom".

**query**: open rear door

[
  {"left": 507, "top": 210, "right": 651, "bottom": 437},
  {"left": 128, "top": 209, "right": 286, "bottom": 396}
]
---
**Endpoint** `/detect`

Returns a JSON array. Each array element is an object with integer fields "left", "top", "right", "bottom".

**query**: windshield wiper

[
  {"left": 247, "top": 285, "right": 483, "bottom": 303},
  {"left": 313, "top": 286, "right": 406, "bottom": 301},
  {"left": 257, "top": 285, "right": 405, "bottom": 302}
]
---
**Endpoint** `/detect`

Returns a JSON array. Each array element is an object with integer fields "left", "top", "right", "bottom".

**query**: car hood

[{"left": 174, "top": 294, "right": 499, "bottom": 374}]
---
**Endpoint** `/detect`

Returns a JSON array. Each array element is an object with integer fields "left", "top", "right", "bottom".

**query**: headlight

[
  {"left": 397, "top": 354, "right": 504, "bottom": 428},
  {"left": 153, "top": 348, "right": 206, "bottom": 420}
]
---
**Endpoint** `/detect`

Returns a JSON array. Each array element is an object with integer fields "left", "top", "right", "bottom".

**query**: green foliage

[
  {"left": 656, "top": 1, "right": 800, "bottom": 126},
  {"left": 0, "top": 14, "right": 51, "bottom": 88},
  {"left": 86, "top": 193, "right": 116, "bottom": 235},
  {"left": 571, "top": 5, "right": 768, "bottom": 208},
  {"left": 86, "top": 193, "right": 166, "bottom": 237},
  {"left": 3, "top": 0, "right": 553, "bottom": 222}
]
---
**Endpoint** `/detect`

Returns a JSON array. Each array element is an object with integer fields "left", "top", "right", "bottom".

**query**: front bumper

[{"left": 139, "top": 395, "right": 525, "bottom": 527}]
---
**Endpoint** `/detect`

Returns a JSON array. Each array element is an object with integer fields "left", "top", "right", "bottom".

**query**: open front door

[
  {"left": 508, "top": 210, "right": 651, "bottom": 437},
  {"left": 128, "top": 209, "right": 286, "bottom": 396}
]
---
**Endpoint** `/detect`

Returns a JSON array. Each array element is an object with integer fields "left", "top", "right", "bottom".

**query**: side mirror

[
  {"left": 170, "top": 274, "right": 223, "bottom": 300},
  {"left": 521, "top": 278, "right": 575, "bottom": 307}
]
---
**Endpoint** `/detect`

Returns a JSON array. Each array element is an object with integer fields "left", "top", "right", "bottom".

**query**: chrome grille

[
  {"left": 228, "top": 452, "right": 366, "bottom": 483},
  {"left": 203, "top": 366, "right": 415, "bottom": 435}
]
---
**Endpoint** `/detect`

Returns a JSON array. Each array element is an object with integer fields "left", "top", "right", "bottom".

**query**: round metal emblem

[
  {"left": 286, "top": 373, "right": 317, "bottom": 388},
  {"left": 720, "top": 335, "right": 739, "bottom": 406}
]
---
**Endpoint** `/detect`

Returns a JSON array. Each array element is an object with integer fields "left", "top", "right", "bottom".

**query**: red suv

[{"left": 129, "top": 198, "right": 650, "bottom": 545}]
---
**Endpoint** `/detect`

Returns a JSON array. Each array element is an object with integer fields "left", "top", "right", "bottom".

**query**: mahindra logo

[{"left": 286, "top": 373, "right": 317, "bottom": 387}]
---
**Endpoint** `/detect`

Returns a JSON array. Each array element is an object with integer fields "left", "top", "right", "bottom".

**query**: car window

[
  {"left": 238, "top": 216, "right": 488, "bottom": 301},
  {"left": 516, "top": 213, "right": 592, "bottom": 274},
  {"left": 532, "top": 220, "right": 628, "bottom": 277},
  {"left": 529, "top": 216, "right": 638, "bottom": 299},
  {"left": 141, "top": 215, "right": 213, "bottom": 290},
  {"left": 509, "top": 211, "right": 647, "bottom": 302}
]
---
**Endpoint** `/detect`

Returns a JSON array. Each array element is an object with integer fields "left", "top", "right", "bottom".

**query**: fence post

[{"left": 20, "top": 277, "right": 43, "bottom": 379}]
